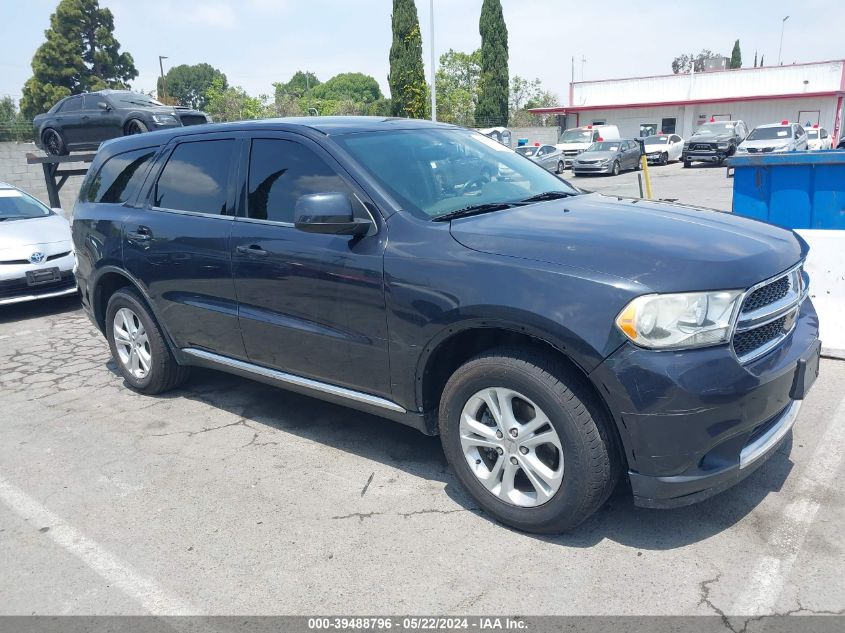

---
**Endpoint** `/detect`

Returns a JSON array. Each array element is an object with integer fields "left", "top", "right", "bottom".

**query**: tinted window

[
  {"left": 60, "top": 96, "right": 82, "bottom": 112},
  {"left": 154, "top": 139, "right": 234, "bottom": 214},
  {"left": 82, "top": 94, "right": 101, "bottom": 109},
  {"left": 247, "top": 139, "right": 353, "bottom": 223},
  {"left": 85, "top": 147, "right": 157, "bottom": 204}
]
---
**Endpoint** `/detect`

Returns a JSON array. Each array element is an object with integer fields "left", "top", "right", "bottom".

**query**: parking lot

[{"left": 0, "top": 162, "right": 843, "bottom": 620}]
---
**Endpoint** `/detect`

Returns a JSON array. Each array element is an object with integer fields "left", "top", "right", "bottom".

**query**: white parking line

[
  {"left": 731, "top": 394, "right": 845, "bottom": 615},
  {"left": 0, "top": 476, "right": 197, "bottom": 615}
]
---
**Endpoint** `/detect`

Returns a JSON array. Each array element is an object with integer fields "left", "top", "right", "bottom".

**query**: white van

[{"left": 556, "top": 124, "right": 621, "bottom": 167}]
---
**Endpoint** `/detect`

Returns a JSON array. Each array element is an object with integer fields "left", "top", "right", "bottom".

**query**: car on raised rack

[
  {"left": 0, "top": 183, "right": 77, "bottom": 306},
  {"left": 33, "top": 90, "right": 211, "bottom": 156},
  {"left": 72, "top": 117, "right": 820, "bottom": 533}
]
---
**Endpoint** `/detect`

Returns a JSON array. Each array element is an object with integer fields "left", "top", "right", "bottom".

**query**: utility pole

[
  {"left": 158, "top": 56, "right": 169, "bottom": 101},
  {"left": 581, "top": 55, "right": 587, "bottom": 81},
  {"left": 429, "top": 0, "right": 436, "bottom": 121},
  {"left": 778, "top": 16, "right": 789, "bottom": 65}
]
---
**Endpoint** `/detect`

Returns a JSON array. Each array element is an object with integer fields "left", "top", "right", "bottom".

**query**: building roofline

[
  {"left": 568, "top": 59, "right": 845, "bottom": 87},
  {"left": 531, "top": 90, "right": 844, "bottom": 114}
]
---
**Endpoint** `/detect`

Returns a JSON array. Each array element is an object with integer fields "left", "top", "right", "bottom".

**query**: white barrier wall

[{"left": 796, "top": 230, "right": 845, "bottom": 358}]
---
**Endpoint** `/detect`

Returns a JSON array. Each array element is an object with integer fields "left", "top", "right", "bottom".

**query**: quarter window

[
  {"left": 85, "top": 147, "right": 158, "bottom": 204},
  {"left": 247, "top": 139, "right": 355, "bottom": 223},
  {"left": 153, "top": 139, "right": 234, "bottom": 215}
]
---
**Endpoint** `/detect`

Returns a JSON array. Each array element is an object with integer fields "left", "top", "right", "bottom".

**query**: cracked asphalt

[{"left": 0, "top": 295, "right": 843, "bottom": 619}]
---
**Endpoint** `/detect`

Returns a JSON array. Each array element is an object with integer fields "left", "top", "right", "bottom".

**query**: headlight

[
  {"left": 597, "top": 158, "right": 609, "bottom": 165},
  {"left": 615, "top": 290, "right": 742, "bottom": 349},
  {"left": 151, "top": 114, "right": 179, "bottom": 125},
  {"left": 717, "top": 142, "right": 729, "bottom": 149},
  {"left": 682, "top": 143, "right": 689, "bottom": 149}
]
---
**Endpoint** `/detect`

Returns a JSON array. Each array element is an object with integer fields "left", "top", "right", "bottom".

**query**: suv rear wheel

[
  {"left": 105, "top": 288, "right": 189, "bottom": 394},
  {"left": 42, "top": 128, "right": 68, "bottom": 156},
  {"left": 439, "top": 349, "right": 619, "bottom": 533}
]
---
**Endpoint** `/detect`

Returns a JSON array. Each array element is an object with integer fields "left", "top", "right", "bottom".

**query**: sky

[{"left": 1, "top": 0, "right": 843, "bottom": 106}]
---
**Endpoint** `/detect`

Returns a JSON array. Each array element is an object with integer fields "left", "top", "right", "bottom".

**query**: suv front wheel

[
  {"left": 105, "top": 288, "right": 189, "bottom": 394},
  {"left": 439, "top": 349, "right": 619, "bottom": 533}
]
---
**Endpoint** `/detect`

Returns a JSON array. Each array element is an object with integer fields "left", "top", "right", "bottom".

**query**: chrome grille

[{"left": 732, "top": 264, "right": 806, "bottom": 363}]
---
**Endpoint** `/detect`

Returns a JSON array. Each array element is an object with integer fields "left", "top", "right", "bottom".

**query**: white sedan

[
  {"left": 0, "top": 183, "right": 77, "bottom": 306},
  {"left": 643, "top": 134, "right": 684, "bottom": 165},
  {"left": 806, "top": 126, "right": 833, "bottom": 150}
]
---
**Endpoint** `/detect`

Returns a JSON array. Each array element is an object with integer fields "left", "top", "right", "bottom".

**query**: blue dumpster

[{"left": 729, "top": 151, "right": 845, "bottom": 230}]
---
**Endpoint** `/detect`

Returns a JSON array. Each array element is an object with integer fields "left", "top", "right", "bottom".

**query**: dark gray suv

[{"left": 33, "top": 90, "right": 211, "bottom": 156}]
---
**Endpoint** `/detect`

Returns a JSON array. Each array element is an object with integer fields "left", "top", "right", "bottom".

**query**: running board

[{"left": 181, "top": 348, "right": 406, "bottom": 414}]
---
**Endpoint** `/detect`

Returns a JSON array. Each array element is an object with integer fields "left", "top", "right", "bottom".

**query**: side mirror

[
  {"left": 98, "top": 101, "right": 111, "bottom": 111},
  {"left": 294, "top": 192, "right": 372, "bottom": 236}
]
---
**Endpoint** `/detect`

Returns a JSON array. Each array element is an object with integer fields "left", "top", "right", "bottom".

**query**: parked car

[
  {"left": 33, "top": 90, "right": 211, "bottom": 156},
  {"left": 643, "top": 134, "right": 684, "bottom": 165},
  {"left": 515, "top": 144, "right": 565, "bottom": 173},
  {"left": 806, "top": 125, "right": 833, "bottom": 151},
  {"left": 736, "top": 121, "right": 808, "bottom": 154},
  {"left": 73, "top": 117, "right": 819, "bottom": 533},
  {"left": 571, "top": 139, "right": 641, "bottom": 176},
  {"left": 838, "top": 135, "right": 845, "bottom": 150},
  {"left": 682, "top": 120, "right": 748, "bottom": 167},
  {"left": 0, "top": 182, "right": 76, "bottom": 305},
  {"left": 555, "top": 124, "right": 620, "bottom": 168}
]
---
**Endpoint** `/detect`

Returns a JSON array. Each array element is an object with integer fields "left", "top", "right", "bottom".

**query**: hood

[
  {"left": 0, "top": 214, "right": 72, "bottom": 252},
  {"left": 448, "top": 194, "right": 805, "bottom": 293},
  {"left": 556, "top": 141, "right": 592, "bottom": 150},
  {"left": 644, "top": 142, "right": 668, "bottom": 152},
  {"left": 740, "top": 138, "right": 790, "bottom": 150},
  {"left": 689, "top": 132, "right": 734, "bottom": 143},
  {"left": 575, "top": 150, "right": 618, "bottom": 161}
]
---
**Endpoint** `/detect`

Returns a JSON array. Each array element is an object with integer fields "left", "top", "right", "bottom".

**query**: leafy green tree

[
  {"left": 388, "top": 0, "right": 427, "bottom": 119},
  {"left": 312, "top": 73, "right": 383, "bottom": 104},
  {"left": 671, "top": 49, "right": 723, "bottom": 74},
  {"left": 508, "top": 76, "right": 559, "bottom": 126},
  {"left": 477, "top": 0, "right": 509, "bottom": 127},
  {"left": 204, "top": 77, "right": 272, "bottom": 122},
  {"left": 0, "top": 97, "right": 32, "bottom": 141},
  {"left": 730, "top": 40, "right": 742, "bottom": 69},
  {"left": 157, "top": 63, "right": 227, "bottom": 110},
  {"left": 279, "top": 71, "right": 320, "bottom": 96},
  {"left": 20, "top": 0, "right": 137, "bottom": 120},
  {"left": 435, "top": 49, "right": 481, "bottom": 125}
]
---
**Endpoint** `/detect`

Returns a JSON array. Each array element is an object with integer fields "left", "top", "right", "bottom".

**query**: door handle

[
  {"left": 236, "top": 244, "right": 269, "bottom": 257},
  {"left": 127, "top": 226, "right": 152, "bottom": 242}
]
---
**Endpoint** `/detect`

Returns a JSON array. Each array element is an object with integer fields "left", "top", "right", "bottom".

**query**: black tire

[
  {"left": 661, "top": 152, "right": 669, "bottom": 165},
  {"left": 683, "top": 159, "right": 691, "bottom": 168},
  {"left": 556, "top": 161, "right": 564, "bottom": 174},
  {"left": 105, "top": 287, "right": 189, "bottom": 394},
  {"left": 126, "top": 119, "right": 149, "bottom": 135},
  {"left": 42, "top": 128, "right": 68, "bottom": 156},
  {"left": 439, "top": 348, "right": 619, "bottom": 533},
  {"left": 611, "top": 160, "right": 620, "bottom": 176},
  {"left": 634, "top": 158, "right": 641, "bottom": 171}
]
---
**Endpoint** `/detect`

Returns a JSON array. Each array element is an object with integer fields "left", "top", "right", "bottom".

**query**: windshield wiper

[
  {"left": 432, "top": 202, "right": 520, "bottom": 222},
  {"left": 519, "top": 191, "right": 578, "bottom": 203}
]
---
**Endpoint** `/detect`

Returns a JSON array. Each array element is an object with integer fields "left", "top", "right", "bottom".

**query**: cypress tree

[
  {"left": 754, "top": 51, "right": 758, "bottom": 68},
  {"left": 388, "top": 0, "right": 427, "bottom": 119},
  {"left": 476, "top": 0, "right": 509, "bottom": 127},
  {"left": 730, "top": 40, "right": 742, "bottom": 69},
  {"left": 21, "top": 0, "right": 137, "bottom": 120}
]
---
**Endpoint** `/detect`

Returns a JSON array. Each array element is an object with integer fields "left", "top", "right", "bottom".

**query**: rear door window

[
  {"left": 85, "top": 147, "right": 158, "bottom": 204},
  {"left": 60, "top": 96, "right": 82, "bottom": 112},
  {"left": 153, "top": 139, "right": 235, "bottom": 215}
]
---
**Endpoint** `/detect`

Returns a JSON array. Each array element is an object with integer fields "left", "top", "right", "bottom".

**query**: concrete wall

[
  {"left": 507, "top": 127, "right": 560, "bottom": 147},
  {"left": 0, "top": 142, "right": 88, "bottom": 217}
]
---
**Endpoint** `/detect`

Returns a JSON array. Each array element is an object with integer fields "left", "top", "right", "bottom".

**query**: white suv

[{"left": 737, "top": 121, "right": 808, "bottom": 154}]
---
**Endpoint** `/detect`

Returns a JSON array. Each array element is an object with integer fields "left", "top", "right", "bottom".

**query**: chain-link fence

[{"left": 0, "top": 120, "right": 35, "bottom": 143}]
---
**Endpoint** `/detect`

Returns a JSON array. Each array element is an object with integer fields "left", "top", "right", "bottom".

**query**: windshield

[
  {"left": 644, "top": 135, "right": 669, "bottom": 145},
  {"left": 693, "top": 122, "right": 736, "bottom": 136},
  {"left": 0, "top": 189, "right": 52, "bottom": 221},
  {"left": 807, "top": 130, "right": 819, "bottom": 138},
  {"left": 334, "top": 129, "right": 578, "bottom": 220},
  {"left": 107, "top": 92, "right": 164, "bottom": 108},
  {"left": 747, "top": 126, "right": 790, "bottom": 141},
  {"left": 558, "top": 129, "right": 594, "bottom": 143},
  {"left": 586, "top": 142, "right": 621, "bottom": 152},
  {"left": 515, "top": 146, "right": 539, "bottom": 157}
]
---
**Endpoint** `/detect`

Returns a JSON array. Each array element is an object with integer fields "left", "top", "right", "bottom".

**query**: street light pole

[
  {"left": 429, "top": 0, "right": 436, "bottom": 121},
  {"left": 158, "top": 55, "right": 169, "bottom": 101},
  {"left": 778, "top": 16, "right": 789, "bottom": 65}
]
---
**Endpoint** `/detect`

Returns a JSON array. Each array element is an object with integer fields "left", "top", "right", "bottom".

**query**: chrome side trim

[
  {"left": 181, "top": 348, "right": 406, "bottom": 413},
  {"left": 0, "top": 285, "right": 78, "bottom": 306},
  {"left": 739, "top": 400, "right": 801, "bottom": 469}
]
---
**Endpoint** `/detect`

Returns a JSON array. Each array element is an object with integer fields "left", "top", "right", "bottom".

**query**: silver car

[
  {"left": 0, "top": 183, "right": 77, "bottom": 306},
  {"left": 571, "top": 140, "right": 642, "bottom": 176},
  {"left": 516, "top": 144, "right": 565, "bottom": 174}
]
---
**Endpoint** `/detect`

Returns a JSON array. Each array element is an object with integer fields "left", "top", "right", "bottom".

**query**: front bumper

[
  {"left": 572, "top": 163, "right": 611, "bottom": 174},
  {"left": 0, "top": 254, "right": 77, "bottom": 306},
  {"left": 683, "top": 151, "right": 728, "bottom": 163},
  {"left": 589, "top": 298, "right": 820, "bottom": 508}
]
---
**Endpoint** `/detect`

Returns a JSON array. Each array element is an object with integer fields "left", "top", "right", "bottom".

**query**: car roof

[
  {"left": 97, "top": 116, "right": 461, "bottom": 155},
  {"left": 754, "top": 122, "right": 794, "bottom": 128}
]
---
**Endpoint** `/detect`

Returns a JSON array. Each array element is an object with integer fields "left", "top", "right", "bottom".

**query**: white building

[{"left": 530, "top": 60, "right": 845, "bottom": 143}]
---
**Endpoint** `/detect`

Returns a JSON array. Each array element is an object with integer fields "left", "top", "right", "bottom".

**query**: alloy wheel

[
  {"left": 44, "top": 130, "right": 62, "bottom": 155},
  {"left": 459, "top": 387, "right": 564, "bottom": 507},
  {"left": 112, "top": 307, "right": 152, "bottom": 379}
]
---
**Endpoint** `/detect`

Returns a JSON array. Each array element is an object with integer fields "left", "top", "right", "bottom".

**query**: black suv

[
  {"left": 682, "top": 120, "right": 748, "bottom": 167},
  {"left": 72, "top": 117, "right": 820, "bottom": 533},
  {"left": 34, "top": 90, "right": 210, "bottom": 156}
]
